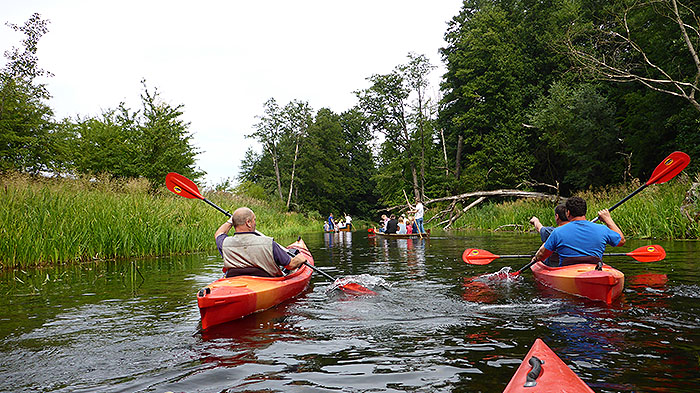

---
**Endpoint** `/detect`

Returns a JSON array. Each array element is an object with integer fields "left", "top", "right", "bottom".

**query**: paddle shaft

[
  {"left": 204, "top": 198, "right": 232, "bottom": 217},
  {"left": 490, "top": 251, "right": 642, "bottom": 260},
  {"left": 591, "top": 151, "right": 689, "bottom": 223},
  {"left": 304, "top": 261, "right": 338, "bottom": 282},
  {"left": 590, "top": 184, "right": 646, "bottom": 223},
  {"left": 512, "top": 249, "right": 655, "bottom": 275}
]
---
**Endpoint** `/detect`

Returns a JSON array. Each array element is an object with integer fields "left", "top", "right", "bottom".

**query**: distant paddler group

[
  {"left": 324, "top": 212, "right": 353, "bottom": 232},
  {"left": 370, "top": 197, "right": 428, "bottom": 237}
]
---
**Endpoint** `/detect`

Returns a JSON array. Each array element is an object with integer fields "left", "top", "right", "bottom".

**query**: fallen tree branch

[
  {"left": 426, "top": 189, "right": 562, "bottom": 205},
  {"left": 443, "top": 196, "right": 486, "bottom": 230}
]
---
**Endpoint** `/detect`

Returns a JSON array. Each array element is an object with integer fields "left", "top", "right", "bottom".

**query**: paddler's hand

[
  {"left": 287, "top": 253, "right": 307, "bottom": 270},
  {"left": 597, "top": 209, "right": 613, "bottom": 224},
  {"left": 529, "top": 216, "right": 542, "bottom": 231}
]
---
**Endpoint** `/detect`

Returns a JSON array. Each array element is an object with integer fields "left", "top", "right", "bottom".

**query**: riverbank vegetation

[
  {"left": 2, "top": 3, "right": 700, "bottom": 268},
  {"left": 0, "top": 174, "right": 320, "bottom": 270},
  {"left": 444, "top": 175, "right": 700, "bottom": 239}
]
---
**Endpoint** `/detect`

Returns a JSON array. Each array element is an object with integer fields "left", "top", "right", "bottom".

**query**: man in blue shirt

[{"left": 530, "top": 197, "right": 625, "bottom": 267}]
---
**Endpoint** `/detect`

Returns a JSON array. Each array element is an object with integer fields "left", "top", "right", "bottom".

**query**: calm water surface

[{"left": 1, "top": 231, "right": 699, "bottom": 392}]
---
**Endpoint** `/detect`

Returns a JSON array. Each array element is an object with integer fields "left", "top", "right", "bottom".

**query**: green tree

[
  {"left": 66, "top": 105, "right": 140, "bottom": 178},
  {"left": 58, "top": 82, "right": 201, "bottom": 185},
  {"left": 137, "top": 81, "right": 201, "bottom": 186},
  {"left": 529, "top": 82, "right": 623, "bottom": 189},
  {"left": 568, "top": 0, "right": 700, "bottom": 112},
  {"left": 0, "top": 13, "right": 54, "bottom": 174},
  {"left": 247, "top": 98, "right": 286, "bottom": 202},
  {"left": 440, "top": 0, "right": 580, "bottom": 191}
]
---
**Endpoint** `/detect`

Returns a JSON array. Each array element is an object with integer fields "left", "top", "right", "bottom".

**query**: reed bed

[
  {"left": 0, "top": 174, "right": 321, "bottom": 269},
  {"left": 446, "top": 175, "right": 700, "bottom": 239}
]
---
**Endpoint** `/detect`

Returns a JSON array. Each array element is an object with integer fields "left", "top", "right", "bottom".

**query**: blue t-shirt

[{"left": 543, "top": 220, "right": 621, "bottom": 259}]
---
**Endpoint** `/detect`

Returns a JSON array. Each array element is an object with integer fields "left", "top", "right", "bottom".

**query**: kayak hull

[
  {"left": 373, "top": 229, "right": 430, "bottom": 239},
  {"left": 197, "top": 239, "right": 314, "bottom": 330},
  {"left": 503, "top": 338, "right": 594, "bottom": 393},
  {"left": 531, "top": 261, "right": 624, "bottom": 304}
]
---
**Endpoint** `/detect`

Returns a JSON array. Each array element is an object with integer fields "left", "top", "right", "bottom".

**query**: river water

[{"left": 1, "top": 231, "right": 699, "bottom": 392}]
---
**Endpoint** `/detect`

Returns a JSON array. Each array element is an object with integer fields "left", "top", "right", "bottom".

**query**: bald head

[{"left": 232, "top": 207, "right": 256, "bottom": 230}]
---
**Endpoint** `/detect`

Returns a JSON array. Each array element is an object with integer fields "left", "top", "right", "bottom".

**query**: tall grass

[
  {"left": 0, "top": 174, "right": 321, "bottom": 269},
  {"left": 445, "top": 175, "right": 700, "bottom": 239}
]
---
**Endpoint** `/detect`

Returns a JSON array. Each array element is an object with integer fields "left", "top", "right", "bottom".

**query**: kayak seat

[{"left": 225, "top": 267, "right": 272, "bottom": 278}]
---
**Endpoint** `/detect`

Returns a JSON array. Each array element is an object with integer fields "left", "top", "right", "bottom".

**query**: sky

[{"left": 1, "top": 0, "right": 464, "bottom": 186}]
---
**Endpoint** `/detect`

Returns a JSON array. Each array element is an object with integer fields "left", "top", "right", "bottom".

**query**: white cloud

[{"left": 1, "top": 0, "right": 462, "bottom": 186}]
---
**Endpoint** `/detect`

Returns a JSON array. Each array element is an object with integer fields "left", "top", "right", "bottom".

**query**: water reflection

[{"left": 1, "top": 232, "right": 699, "bottom": 392}]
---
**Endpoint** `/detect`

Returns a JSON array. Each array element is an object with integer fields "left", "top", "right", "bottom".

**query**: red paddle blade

[
  {"left": 646, "top": 151, "right": 690, "bottom": 185},
  {"left": 462, "top": 248, "right": 499, "bottom": 265},
  {"left": 368, "top": 228, "right": 375, "bottom": 233},
  {"left": 340, "top": 283, "right": 377, "bottom": 296},
  {"left": 627, "top": 245, "right": 666, "bottom": 262},
  {"left": 166, "top": 172, "right": 204, "bottom": 200}
]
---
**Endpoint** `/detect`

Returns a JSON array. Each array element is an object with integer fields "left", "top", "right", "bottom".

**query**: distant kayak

[
  {"left": 503, "top": 338, "right": 594, "bottom": 393},
  {"left": 197, "top": 238, "right": 314, "bottom": 330},
  {"left": 531, "top": 261, "right": 624, "bottom": 304}
]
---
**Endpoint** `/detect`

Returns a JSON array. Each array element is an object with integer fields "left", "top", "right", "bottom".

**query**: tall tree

[
  {"left": 356, "top": 71, "right": 420, "bottom": 201},
  {"left": 137, "top": 81, "right": 201, "bottom": 185},
  {"left": 247, "top": 98, "right": 285, "bottom": 202},
  {"left": 439, "top": 0, "right": 574, "bottom": 191},
  {"left": 401, "top": 52, "right": 437, "bottom": 198},
  {"left": 281, "top": 100, "right": 313, "bottom": 210},
  {"left": 0, "top": 13, "right": 54, "bottom": 174}
]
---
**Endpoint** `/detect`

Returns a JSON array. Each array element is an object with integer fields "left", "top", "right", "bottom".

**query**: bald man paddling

[{"left": 215, "top": 207, "right": 306, "bottom": 277}]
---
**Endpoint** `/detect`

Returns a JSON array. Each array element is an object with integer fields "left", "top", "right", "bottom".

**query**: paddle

[
  {"left": 591, "top": 151, "right": 690, "bottom": 222},
  {"left": 165, "top": 172, "right": 376, "bottom": 295},
  {"left": 463, "top": 245, "right": 666, "bottom": 266},
  {"left": 302, "top": 262, "right": 377, "bottom": 295}
]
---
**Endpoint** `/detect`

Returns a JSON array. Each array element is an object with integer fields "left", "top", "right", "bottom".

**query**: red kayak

[
  {"left": 197, "top": 238, "right": 314, "bottom": 330},
  {"left": 531, "top": 261, "right": 624, "bottom": 304},
  {"left": 503, "top": 338, "right": 594, "bottom": 393}
]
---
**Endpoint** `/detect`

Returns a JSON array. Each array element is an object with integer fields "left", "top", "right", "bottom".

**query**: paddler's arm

[
  {"left": 530, "top": 243, "right": 553, "bottom": 264},
  {"left": 287, "top": 253, "right": 307, "bottom": 270},
  {"left": 597, "top": 209, "right": 626, "bottom": 246},
  {"left": 529, "top": 216, "right": 543, "bottom": 232},
  {"left": 214, "top": 217, "right": 234, "bottom": 240},
  {"left": 273, "top": 242, "right": 307, "bottom": 271}
]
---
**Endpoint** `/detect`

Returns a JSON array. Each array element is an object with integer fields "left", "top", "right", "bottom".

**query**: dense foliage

[{"left": 2, "top": 2, "right": 698, "bottom": 222}]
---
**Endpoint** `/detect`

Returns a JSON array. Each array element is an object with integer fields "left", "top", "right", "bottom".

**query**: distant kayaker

[
  {"left": 529, "top": 204, "right": 569, "bottom": 266},
  {"left": 215, "top": 207, "right": 307, "bottom": 277},
  {"left": 530, "top": 197, "right": 625, "bottom": 268}
]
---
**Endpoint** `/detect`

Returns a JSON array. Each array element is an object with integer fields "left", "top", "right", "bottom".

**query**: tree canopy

[{"left": 2, "top": 3, "right": 698, "bottom": 218}]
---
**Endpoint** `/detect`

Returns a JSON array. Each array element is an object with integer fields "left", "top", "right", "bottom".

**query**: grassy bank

[
  {"left": 0, "top": 174, "right": 321, "bottom": 270},
  {"left": 444, "top": 174, "right": 700, "bottom": 239}
]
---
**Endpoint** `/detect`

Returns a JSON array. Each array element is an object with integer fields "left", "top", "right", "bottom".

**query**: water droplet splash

[{"left": 328, "top": 274, "right": 389, "bottom": 294}]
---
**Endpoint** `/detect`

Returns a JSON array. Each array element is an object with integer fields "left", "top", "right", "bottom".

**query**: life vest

[{"left": 221, "top": 233, "right": 282, "bottom": 277}]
